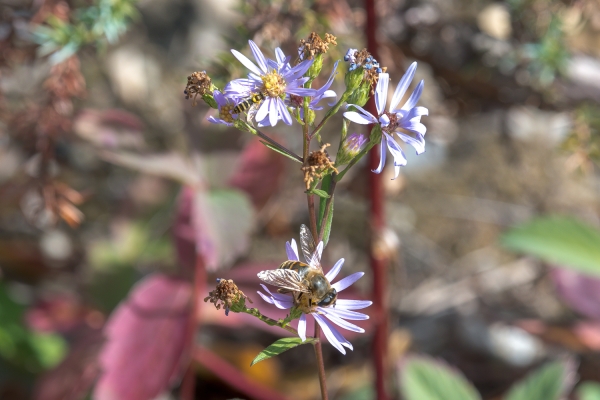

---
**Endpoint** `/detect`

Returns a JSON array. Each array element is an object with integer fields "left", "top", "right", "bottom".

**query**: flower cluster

[
  {"left": 258, "top": 235, "right": 371, "bottom": 354},
  {"left": 185, "top": 35, "right": 429, "bottom": 184}
]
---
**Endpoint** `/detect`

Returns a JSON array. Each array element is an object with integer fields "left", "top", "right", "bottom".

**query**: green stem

[
  {"left": 335, "top": 141, "right": 377, "bottom": 182},
  {"left": 309, "top": 91, "right": 350, "bottom": 141},
  {"left": 242, "top": 307, "right": 298, "bottom": 335}
]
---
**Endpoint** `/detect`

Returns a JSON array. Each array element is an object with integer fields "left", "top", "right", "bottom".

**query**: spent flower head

[
  {"left": 224, "top": 40, "right": 317, "bottom": 127},
  {"left": 185, "top": 71, "right": 216, "bottom": 107},
  {"left": 302, "top": 143, "right": 339, "bottom": 190},
  {"left": 204, "top": 278, "right": 252, "bottom": 316},
  {"left": 344, "top": 62, "right": 428, "bottom": 179},
  {"left": 257, "top": 229, "right": 371, "bottom": 354}
]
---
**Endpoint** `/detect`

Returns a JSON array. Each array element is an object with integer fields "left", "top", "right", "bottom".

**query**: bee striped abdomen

[
  {"left": 233, "top": 92, "right": 265, "bottom": 114},
  {"left": 278, "top": 261, "right": 310, "bottom": 279}
]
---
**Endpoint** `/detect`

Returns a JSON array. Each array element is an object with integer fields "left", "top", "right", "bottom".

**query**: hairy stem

[{"left": 242, "top": 307, "right": 299, "bottom": 335}]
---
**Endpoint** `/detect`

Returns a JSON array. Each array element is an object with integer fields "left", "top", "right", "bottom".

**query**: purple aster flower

[
  {"left": 225, "top": 40, "right": 317, "bottom": 127},
  {"left": 207, "top": 90, "right": 237, "bottom": 126},
  {"left": 343, "top": 62, "right": 428, "bottom": 179},
  {"left": 257, "top": 232, "right": 371, "bottom": 355}
]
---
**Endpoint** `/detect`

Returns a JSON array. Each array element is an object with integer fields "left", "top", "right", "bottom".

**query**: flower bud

[
  {"left": 202, "top": 93, "right": 218, "bottom": 109},
  {"left": 307, "top": 54, "right": 324, "bottom": 80},
  {"left": 344, "top": 66, "right": 363, "bottom": 92},
  {"left": 306, "top": 109, "right": 316, "bottom": 126},
  {"left": 346, "top": 81, "right": 370, "bottom": 107},
  {"left": 336, "top": 133, "right": 367, "bottom": 165}
]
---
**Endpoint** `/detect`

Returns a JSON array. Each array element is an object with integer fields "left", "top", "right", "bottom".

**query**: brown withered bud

[
  {"left": 298, "top": 32, "right": 337, "bottom": 61},
  {"left": 184, "top": 71, "right": 212, "bottom": 106},
  {"left": 204, "top": 278, "right": 252, "bottom": 316},
  {"left": 302, "top": 143, "right": 339, "bottom": 190}
]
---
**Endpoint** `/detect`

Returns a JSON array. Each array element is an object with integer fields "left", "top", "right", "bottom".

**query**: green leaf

[
  {"left": 317, "top": 175, "right": 334, "bottom": 247},
  {"left": 259, "top": 141, "right": 302, "bottom": 163},
  {"left": 577, "top": 382, "right": 600, "bottom": 400},
  {"left": 400, "top": 357, "right": 481, "bottom": 400},
  {"left": 309, "top": 189, "right": 330, "bottom": 198},
  {"left": 251, "top": 337, "right": 316, "bottom": 366},
  {"left": 504, "top": 360, "right": 573, "bottom": 400},
  {"left": 501, "top": 216, "right": 600, "bottom": 277}
]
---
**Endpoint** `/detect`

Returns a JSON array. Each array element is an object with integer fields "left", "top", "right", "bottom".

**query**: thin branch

[{"left": 313, "top": 323, "right": 329, "bottom": 400}]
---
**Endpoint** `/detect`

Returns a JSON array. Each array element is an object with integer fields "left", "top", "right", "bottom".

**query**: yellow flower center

[
  {"left": 261, "top": 71, "right": 286, "bottom": 98},
  {"left": 220, "top": 104, "right": 235, "bottom": 123}
]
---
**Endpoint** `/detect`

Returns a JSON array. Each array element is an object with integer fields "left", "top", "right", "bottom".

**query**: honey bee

[
  {"left": 258, "top": 225, "right": 338, "bottom": 314},
  {"left": 233, "top": 92, "right": 265, "bottom": 114}
]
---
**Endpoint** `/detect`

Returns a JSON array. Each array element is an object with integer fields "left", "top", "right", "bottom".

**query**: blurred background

[{"left": 2, "top": 0, "right": 600, "bottom": 399}]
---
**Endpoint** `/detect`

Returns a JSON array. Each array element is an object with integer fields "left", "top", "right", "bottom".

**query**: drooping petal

[
  {"left": 345, "top": 103, "right": 378, "bottom": 123},
  {"left": 331, "top": 272, "right": 364, "bottom": 292},
  {"left": 260, "top": 284, "right": 294, "bottom": 303},
  {"left": 372, "top": 138, "right": 387, "bottom": 174},
  {"left": 314, "top": 314, "right": 353, "bottom": 351},
  {"left": 325, "top": 258, "right": 344, "bottom": 282},
  {"left": 231, "top": 50, "right": 263, "bottom": 76},
  {"left": 257, "top": 291, "right": 293, "bottom": 309},
  {"left": 395, "top": 132, "right": 425, "bottom": 154},
  {"left": 297, "top": 314, "right": 307, "bottom": 342},
  {"left": 320, "top": 307, "right": 369, "bottom": 321},
  {"left": 335, "top": 299, "right": 373, "bottom": 310},
  {"left": 390, "top": 62, "right": 417, "bottom": 111},
  {"left": 277, "top": 98, "right": 293, "bottom": 125},
  {"left": 344, "top": 110, "right": 377, "bottom": 125},
  {"left": 383, "top": 133, "right": 408, "bottom": 167},
  {"left": 248, "top": 40, "right": 268, "bottom": 73},
  {"left": 375, "top": 73, "right": 389, "bottom": 115},
  {"left": 313, "top": 314, "right": 345, "bottom": 354},
  {"left": 320, "top": 311, "right": 365, "bottom": 333},
  {"left": 400, "top": 80, "right": 424, "bottom": 112}
]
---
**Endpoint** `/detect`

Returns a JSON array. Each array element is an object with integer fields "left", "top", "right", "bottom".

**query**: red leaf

[
  {"left": 229, "top": 138, "right": 285, "bottom": 209},
  {"left": 551, "top": 268, "right": 600, "bottom": 320},
  {"left": 94, "top": 274, "right": 193, "bottom": 400}
]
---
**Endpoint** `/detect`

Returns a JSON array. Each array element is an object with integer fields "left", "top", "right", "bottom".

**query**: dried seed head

[
  {"left": 203, "top": 278, "right": 252, "bottom": 316},
  {"left": 298, "top": 32, "right": 337, "bottom": 61},
  {"left": 302, "top": 143, "right": 339, "bottom": 190},
  {"left": 185, "top": 71, "right": 213, "bottom": 106}
]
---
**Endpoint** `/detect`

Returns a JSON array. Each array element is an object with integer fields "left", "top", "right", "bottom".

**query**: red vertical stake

[{"left": 365, "top": 0, "right": 390, "bottom": 399}]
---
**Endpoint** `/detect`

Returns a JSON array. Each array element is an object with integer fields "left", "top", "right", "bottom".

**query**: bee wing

[
  {"left": 257, "top": 269, "right": 309, "bottom": 293},
  {"left": 300, "top": 224, "right": 323, "bottom": 272}
]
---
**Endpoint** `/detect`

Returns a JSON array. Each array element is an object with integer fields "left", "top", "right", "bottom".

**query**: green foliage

[
  {"left": 400, "top": 357, "right": 481, "bottom": 400},
  {"left": 0, "top": 283, "right": 67, "bottom": 372},
  {"left": 250, "top": 337, "right": 316, "bottom": 366},
  {"left": 317, "top": 174, "right": 334, "bottom": 246},
  {"left": 309, "top": 188, "right": 330, "bottom": 199},
  {"left": 577, "top": 382, "right": 600, "bottom": 400},
  {"left": 504, "top": 361, "right": 571, "bottom": 400},
  {"left": 33, "top": 0, "right": 138, "bottom": 64},
  {"left": 501, "top": 216, "right": 600, "bottom": 277}
]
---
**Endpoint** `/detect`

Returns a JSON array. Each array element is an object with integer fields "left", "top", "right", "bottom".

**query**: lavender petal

[
  {"left": 372, "top": 139, "right": 387, "bottom": 174},
  {"left": 331, "top": 272, "right": 364, "bottom": 292},
  {"left": 375, "top": 73, "right": 389, "bottom": 115},
  {"left": 298, "top": 314, "right": 307, "bottom": 342},
  {"left": 335, "top": 299, "right": 373, "bottom": 310},
  {"left": 313, "top": 314, "right": 346, "bottom": 354},
  {"left": 231, "top": 49, "right": 263, "bottom": 76},
  {"left": 390, "top": 62, "right": 417, "bottom": 111},
  {"left": 325, "top": 258, "right": 344, "bottom": 282}
]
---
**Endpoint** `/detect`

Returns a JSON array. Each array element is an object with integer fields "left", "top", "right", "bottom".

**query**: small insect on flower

[
  {"left": 258, "top": 225, "right": 372, "bottom": 354},
  {"left": 232, "top": 92, "right": 266, "bottom": 114},
  {"left": 258, "top": 225, "right": 337, "bottom": 314}
]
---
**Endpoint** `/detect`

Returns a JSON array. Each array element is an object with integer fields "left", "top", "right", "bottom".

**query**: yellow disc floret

[
  {"left": 261, "top": 71, "right": 286, "bottom": 98},
  {"left": 220, "top": 103, "right": 235, "bottom": 123}
]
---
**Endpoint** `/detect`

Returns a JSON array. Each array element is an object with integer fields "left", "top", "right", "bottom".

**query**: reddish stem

[
  {"left": 313, "top": 323, "right": 329, "bottom": 400},
  {"left": 193, "top": 346, "right": 291, "bottom": 400},
  {"left": 365, "top": 0, "right": 391, "bottom": 399}
]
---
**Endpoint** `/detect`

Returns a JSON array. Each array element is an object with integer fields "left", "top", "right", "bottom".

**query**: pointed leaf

[
  {"left": 502, "top": 217, "right": 600, "bottom": 277},
  {"left": 309, "top": 189, "right": 330, "bottom": 198},
  {"left": 577, "top": 382, "right": 600, "bottom": 400},
  {"left": 504, "top": 360, "right": 576, "bottom": 400},
  {"left": 399, "top": 357, "right": 481, "bottom": 400},
  {"left": 259, "top": 141, "right": 302, "bottom": 163},
  {"left": 251, "top": 337, "right": 317, "bottom": 366},
  {"left": 317, "top": 174, "right": 334, "bottom": 247},
  {"left": 94, "top": 274, "right": 193, "bottom": 400}
]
